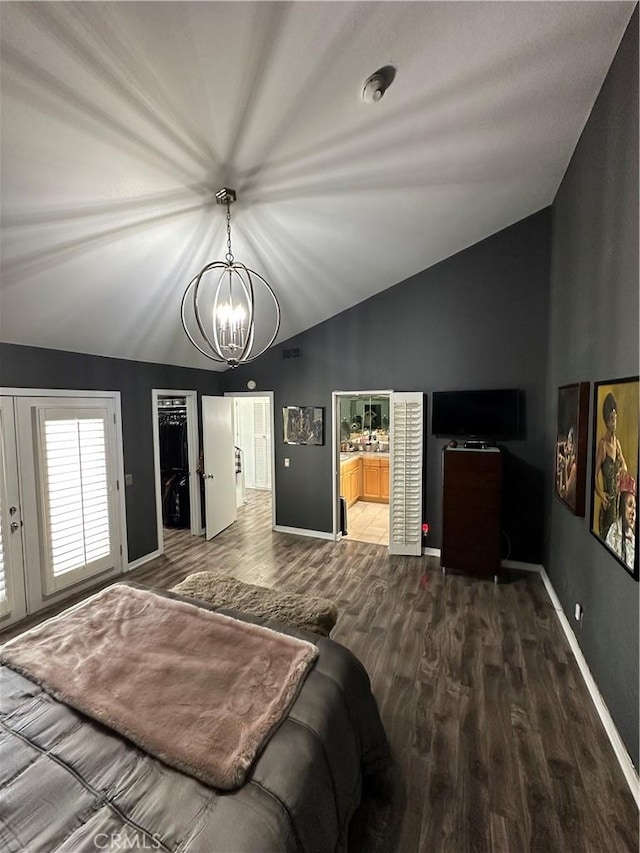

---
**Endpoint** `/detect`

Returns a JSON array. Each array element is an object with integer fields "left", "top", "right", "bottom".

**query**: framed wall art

[
  {"left": 283, "top": 406, "right": 324, "bottom": 446},
  {"left": 589, "top": 376, "right": 638, "bottom": 579},
  {"left": 554, "top": 382, "right": 590, "bottom": 516}
]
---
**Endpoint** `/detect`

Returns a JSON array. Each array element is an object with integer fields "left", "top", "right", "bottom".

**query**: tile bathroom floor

[{"left": 345, "top": 500, "right": 389, "bottom": 545}]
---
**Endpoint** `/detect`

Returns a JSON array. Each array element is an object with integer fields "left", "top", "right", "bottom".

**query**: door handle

[
  {"left": 10, "top": 521, "right": 20, "bottom": 533},
  {"left": 9, "top": 506, "right": 17, "bottom": 516}
]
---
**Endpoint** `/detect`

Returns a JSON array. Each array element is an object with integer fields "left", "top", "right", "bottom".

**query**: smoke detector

[{"left": 362, "top": 65, "right": 396, "bottom": 104}]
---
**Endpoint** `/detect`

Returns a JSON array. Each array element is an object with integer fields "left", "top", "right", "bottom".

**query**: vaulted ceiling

[{"left": 0, "top": 1, "right": 634, "bottom": 371}]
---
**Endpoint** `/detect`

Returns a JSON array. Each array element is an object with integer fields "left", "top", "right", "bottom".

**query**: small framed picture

[
  {"left": 554, "top": 382, "right": 590, "bottom": 516},
  {"left": 590, "top": 377, "right": 638, "bottom": 579},
  {"left": 283, "top": 406, "right": 324, "bottom": 446}
]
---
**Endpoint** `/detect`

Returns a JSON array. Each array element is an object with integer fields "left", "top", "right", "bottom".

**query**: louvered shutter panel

[
  {"left": 389, "top": 393, "right": 424, "bottom": 556},
  {"left": 253, "top": 398, "right": 271, "bottom": 490},
  {"left": 37, "top": 407, "right": 115, "bottom": 593}
]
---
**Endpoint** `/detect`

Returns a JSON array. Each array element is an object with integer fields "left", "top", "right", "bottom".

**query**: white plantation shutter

[
  {"left": 253, "top": 397, "right": 271, "bottom": 490},
  {"left": 389, "top": 393, "right": 424, "bottom": 556},
  {"left": 37, "top": 407, "right": 116, "bottom": 593},
  {"left": 235, "top": 396, "right": 271, "bottom": 490}
]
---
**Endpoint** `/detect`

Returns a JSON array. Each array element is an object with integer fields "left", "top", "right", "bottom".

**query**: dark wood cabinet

[{"left": 441, "top": 448, "right": 502, "bottom": 578}]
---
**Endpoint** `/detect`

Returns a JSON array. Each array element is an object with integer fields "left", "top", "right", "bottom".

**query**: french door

[
  {"left": 0, "top": 397, "right": 27, "bottom": 624},
  {"left": 0, "top": 392, "right": 125, "bottom": 628}
]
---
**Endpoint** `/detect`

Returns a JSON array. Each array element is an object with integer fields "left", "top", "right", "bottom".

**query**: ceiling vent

[{"left": 282, "top": 347, "right": 301, "bottom": 360}]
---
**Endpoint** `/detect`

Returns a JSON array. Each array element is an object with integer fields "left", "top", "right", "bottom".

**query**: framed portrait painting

[
  {"left": 283, "top": 406, "right": 324, "bottom": 446},
  {"left": 555, "top": 382, "right": 590, "bottom": 516},
  {"left": 589, "top": 376, "right": 639, "bottom": 580}
]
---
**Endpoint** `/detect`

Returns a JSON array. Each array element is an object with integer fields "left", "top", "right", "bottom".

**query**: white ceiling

[{"left": 0, "top": 1, "right": 634, "bottom": 371}]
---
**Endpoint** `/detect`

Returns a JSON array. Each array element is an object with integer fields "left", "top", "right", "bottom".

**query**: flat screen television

[{"left": 431, "top": 388, "right": 522, "bottom": 440}]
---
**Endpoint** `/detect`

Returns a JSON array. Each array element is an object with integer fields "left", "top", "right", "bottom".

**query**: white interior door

[
  {"left": 202, "top": 396, "right": 236, "bottom": 540},
  {"left": 0, "top": 398, "right": 27, "bottom": 626},
  {"left": 234, "top": 396, "right": 271, "bottom": 490},
  {"left": 253, "top": 397, "right": 271, "bottom": 490}
]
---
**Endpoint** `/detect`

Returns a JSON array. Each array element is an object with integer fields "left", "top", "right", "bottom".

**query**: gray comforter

[{"left": 0, "top": 588, "right": 390, "bottom": 853}]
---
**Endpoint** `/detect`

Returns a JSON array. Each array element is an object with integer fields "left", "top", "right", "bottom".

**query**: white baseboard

[
  {"left": 273, "top": 525, "right": 335, "bottom": 541},
  {"left": 127, "top": 549, "right": 161, "bottom": 572},
  {"left": 539, "top": 566, "right": 639, "bottom": 808},
  {"left": 422, "top": 546, "right": 441, "bottom": 557},
  {"left": 419, "top": 549, "right": 542, "bottom": 572},
  {"left": 501, "top": 559, "right": 543, "bottom": 572}
]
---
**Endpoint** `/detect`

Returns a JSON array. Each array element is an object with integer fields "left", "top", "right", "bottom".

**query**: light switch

[
  {"left": 125, "top": 473, "right": 133, "bottom": 486},
  {"left": 284, "top": 458, "right": 290, "bottom": 468}
]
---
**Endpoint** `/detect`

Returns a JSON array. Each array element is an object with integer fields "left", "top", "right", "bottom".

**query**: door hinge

[
  {"left": 120, "top": 545, "right": 123, "bottom": 556},
  {"left": 116, "top": 480, "right": 120, "bottom": 490}
]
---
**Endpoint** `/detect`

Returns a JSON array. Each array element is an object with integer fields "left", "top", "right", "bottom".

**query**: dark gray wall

[
  {"left": 0, "top": 343, "right": 222, "bottom": 561},
  {"left": 221, "top": 209, "right": 551, "bottom": 563},
  {"left": 545, "top": 9, "right": 639, "bottom": 766}
]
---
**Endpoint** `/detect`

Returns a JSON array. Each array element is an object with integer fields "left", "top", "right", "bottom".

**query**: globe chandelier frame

[{"left": 181, "top": 188, "right": 281, "bottom": 368}]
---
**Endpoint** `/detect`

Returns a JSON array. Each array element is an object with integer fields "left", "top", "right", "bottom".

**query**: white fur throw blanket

[
  {"left": 0, "top": 584, "right": 318, "bottom": 790},
  {"left": 171, "top": 572, "right": 338, "bottom": 637}
]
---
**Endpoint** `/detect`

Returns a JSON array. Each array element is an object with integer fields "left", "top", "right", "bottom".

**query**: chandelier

[{"left": 181, "top": 188, "right": 281, "bottom": 367}]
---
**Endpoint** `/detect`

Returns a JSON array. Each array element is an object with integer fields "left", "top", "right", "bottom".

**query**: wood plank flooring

[{"left": 2, "top": 489, "right": 637, "bottom": 852}]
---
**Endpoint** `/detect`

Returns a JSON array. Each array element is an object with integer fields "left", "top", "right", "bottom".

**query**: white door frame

[
  {"left": 224, "top": 391, "right": 276, "bottom": 530},
  {"left": 331, "top": 390, "right": 393, "bottom": 542},
  {"left": 151, "top": 389, "right": 201, "bottom": 553}
]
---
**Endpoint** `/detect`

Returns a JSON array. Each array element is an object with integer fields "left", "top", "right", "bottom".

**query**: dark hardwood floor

[{"left": 2, "top": 489, "right": 637, "bottom": 852}]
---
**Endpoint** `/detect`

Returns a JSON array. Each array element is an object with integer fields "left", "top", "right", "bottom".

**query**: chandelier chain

[{"left": 225, "top": 201, "right": 234, "bottom": 263}]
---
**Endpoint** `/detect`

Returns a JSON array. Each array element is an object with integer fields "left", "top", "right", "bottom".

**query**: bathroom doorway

[{"left": 333, "top": 391, "right": 391, "bottom": 546}]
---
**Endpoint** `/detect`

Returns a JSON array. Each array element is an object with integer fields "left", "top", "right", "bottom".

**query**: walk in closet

[{"left": 157, "top": 397, "right": 190, "bottom": 529}]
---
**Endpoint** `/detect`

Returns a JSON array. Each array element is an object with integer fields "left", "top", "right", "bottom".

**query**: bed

[{"left": 0, "top": 582, "right": 390, "bottom": 853}]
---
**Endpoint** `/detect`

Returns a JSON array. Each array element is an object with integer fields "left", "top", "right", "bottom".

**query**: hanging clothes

[{"left": 159, "top": 407, "right": 190, "bottom": 527}]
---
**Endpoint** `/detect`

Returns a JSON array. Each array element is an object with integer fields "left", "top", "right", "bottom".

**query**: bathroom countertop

[{"left": 340, "top": 451, "right": 390, "bottom": 461}]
